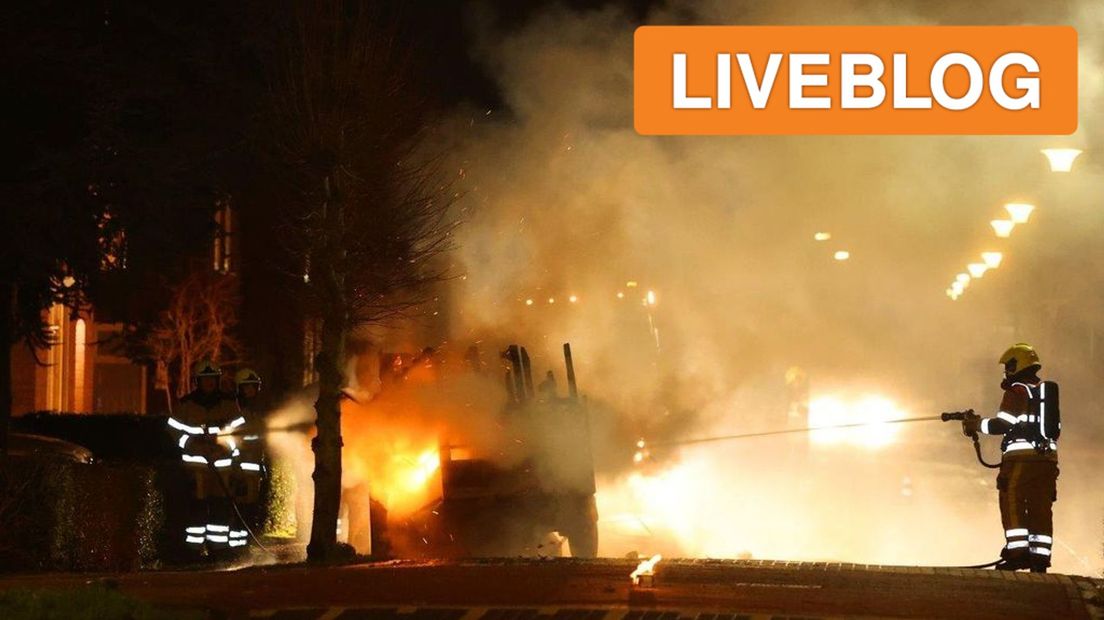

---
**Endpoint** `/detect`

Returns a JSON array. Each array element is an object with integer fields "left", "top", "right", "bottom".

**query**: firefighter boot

[{"left": 998, "top": 546, "right": 1031, "bottom": 571}]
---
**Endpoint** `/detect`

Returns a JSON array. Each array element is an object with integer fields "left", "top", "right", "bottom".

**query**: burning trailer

[
  {"left": 435, "top": 343, "right": 599, "bottom": 557},
  {"left": 340, "top": 343, "right": 599, "bottom": 558}
]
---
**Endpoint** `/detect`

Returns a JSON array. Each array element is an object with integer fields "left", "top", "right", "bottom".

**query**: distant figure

[{"left": 538, "top": 370, "right": 558, "bottom": 399}]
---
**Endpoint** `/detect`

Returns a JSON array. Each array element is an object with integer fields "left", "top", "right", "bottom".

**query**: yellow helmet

[
  {"left": 235, "top": 368, "right": 262, "bottom": 387},
  {"left": 999, "top": 343, "right": 1040, "bottom": 374},
  {"left": 192, "top": 359, "right": 223, "bottom": 378}
]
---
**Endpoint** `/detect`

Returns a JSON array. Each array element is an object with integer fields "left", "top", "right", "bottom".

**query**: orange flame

[{"left": 630, "top": 554, "right": 662, "bottom": 584}]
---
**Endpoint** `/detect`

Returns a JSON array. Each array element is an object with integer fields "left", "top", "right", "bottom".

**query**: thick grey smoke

[{"left": 431, "top": 1, "right": 1104, "bottom": 573}]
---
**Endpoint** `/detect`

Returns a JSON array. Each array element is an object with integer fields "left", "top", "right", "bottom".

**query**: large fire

[
  {"left": 595, "top": 392, "right": 977, "bottom": 564},
  {"left": 336, "top": 349, "right": 511, "bottom": 554}
]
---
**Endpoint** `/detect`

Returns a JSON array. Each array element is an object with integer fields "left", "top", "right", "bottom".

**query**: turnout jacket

[
  {"left": 169, "top": 390, "right": 245, "bottom": 468},
  {"left": 980, "top": 374, "right": 1058, "bottom": 457}
]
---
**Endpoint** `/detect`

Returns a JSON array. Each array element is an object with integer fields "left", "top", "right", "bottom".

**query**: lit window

[{"left": 213, "top": 199, "right": 234, "bottom": 274}]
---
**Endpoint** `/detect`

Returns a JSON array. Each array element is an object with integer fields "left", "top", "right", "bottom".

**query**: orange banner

[{"left": 634, "top": 26, "right": 1077, "bottom": 135}]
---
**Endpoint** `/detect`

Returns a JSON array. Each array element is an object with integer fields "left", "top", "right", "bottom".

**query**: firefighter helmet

[
  {"left": 235, "top": 368, "right": 262, "bottom": 387},
  {"left": 999, "top": 343, "right": 1040, "bottom": 374},
  {"left": 192, "top": 359, "right": 223, "bottom": 378}
]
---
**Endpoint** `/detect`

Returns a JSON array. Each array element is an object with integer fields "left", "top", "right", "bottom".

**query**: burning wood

[{"left": 630, "top": 554, "right": 662, "bottom": 587}]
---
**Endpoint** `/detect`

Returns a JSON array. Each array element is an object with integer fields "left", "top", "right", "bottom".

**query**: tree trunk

[
  {"left": 0, "top": 281, "right": 13, "bottom": 456},
  {"left": 307, "top": 312, "right": 346, "bottom": 560},
  {"left": 307, "top": 175, "right": 348, "bottom": 562}
]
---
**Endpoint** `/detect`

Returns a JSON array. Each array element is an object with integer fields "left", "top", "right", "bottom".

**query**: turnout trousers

[{"left": 997, "top": 452, "right": 1059, "bottom": 565}]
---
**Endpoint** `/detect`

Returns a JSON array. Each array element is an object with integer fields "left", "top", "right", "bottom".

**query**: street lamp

[
  {"left": 1004, "top": 203, "right": 1035, "bottom": 224},
  {"left": 833, "top": 250, "right": 850, "bottom": 261},
  {"left": 1041, "top": 148, "right": 1082, "bottom": 173},
  {"left": 955, "top": 273, "right": 970, "bottom": 285},
  {"left": 967, "top": 263, "right": 988, "bottom": 278},
  {"left": 814, "top": 232, "right": 831, "bottom": 241},
  {"left": 990, "top": 219, "right": 1015, "bottom": 238},
  {"left": 981, "top": 252, "right": 1003, "bottom": 269}
]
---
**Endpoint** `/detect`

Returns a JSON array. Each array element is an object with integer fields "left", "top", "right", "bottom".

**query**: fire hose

[
  {"left": 199, "top": 420, "right": 315, "bottom": 558},
  {"left": 207, "top": 459, "right": 278, "bottom": 557},
  {"left": 641, "top": 415, "right": 946, "bottom": 448},
  {"left": 940, "top": 410, "right": 1001, "bottom": 469},
  {"left": 639, "top": 414, "right": 1009, "bottom": 569}
]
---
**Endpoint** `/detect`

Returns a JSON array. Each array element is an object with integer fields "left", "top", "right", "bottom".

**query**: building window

[
  {"left": 213, "top": 198, "right": 234, "bottom": 274},
  {"left": 44, "top": 305, "right": 67, "bottom": 411},
  {"left": 73, "top": 318, "right": 87, "bottom": 412}
]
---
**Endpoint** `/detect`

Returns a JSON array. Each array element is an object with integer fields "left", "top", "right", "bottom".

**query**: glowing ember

[{"left": 631, "top": 554, "right": 662, "bottom": 585}]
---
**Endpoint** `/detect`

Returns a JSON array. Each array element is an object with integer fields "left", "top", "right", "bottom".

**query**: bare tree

[
  {"left": 143, "top": 269, "right": 242, "bottom": 400},
  {"left": 261, "top": 1, "right": 458, "bottom": 561}
]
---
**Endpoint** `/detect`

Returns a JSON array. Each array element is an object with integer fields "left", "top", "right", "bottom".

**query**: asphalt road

[{"left": 1, "top": 559, "right": 1101, "bottom": 620}]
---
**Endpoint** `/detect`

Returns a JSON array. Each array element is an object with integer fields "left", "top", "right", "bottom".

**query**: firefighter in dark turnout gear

[
  {"left": 961, "top": 343, "right": 1059, "bottom": 572},
  {"left": 233, "top": 368, "right": 267, "bottom": 534},
  {"left": 168, "top": 360, "right": 248, "bottom": 554}
]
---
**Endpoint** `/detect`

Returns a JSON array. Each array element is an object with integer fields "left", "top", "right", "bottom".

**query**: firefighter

[
  {"left": 233, "top": 368, "right": 267, "bottom": 534},
  {"left": 168, "top": 359, "right": 248, "bottom": 554},
  {"left": 961, "top": 343, "right": 1059, "bottom": 573}
]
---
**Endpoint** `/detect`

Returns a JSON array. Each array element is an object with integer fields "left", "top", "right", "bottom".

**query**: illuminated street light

[
  {"left": 525, "top": 299, "right": 534, "bottom": 306},
  {"left": 646, "top": 290, "right": 657, "bottom": 306},
  {"left": 981, "top": 252, "right": 1003, "bottom": 269},
  {"left": 1041, "top": 148, "right": 1082, "bottom": 173},
  {"left": 990, "top": 219, "right": 1015, "bottom": 238},
  {"left": 1004, "top": 203, "right": 1035, "bottom": 224},
  {"left": 946, "top": 288, "right": 959, "bottom": 300},
  {"left": 956, "top": 273, "right": 970, "bottom": 285},
  {"left": 626, "top": 281, "right": 638, "bottom": 288},
  {"left": 833, "top": 250, "right": 850, "bottom": 261},
  {"left": 814, "top": 232, "right": 831, "bottom": 241},
  {"left": 548, "top": 297, "right": 555, "bottom": 304},
  {"left": 569, "top": 295, "right": 578, "bottom": 304},
  {"left": 616, "top": 291, "right": 625, "bottom": 299},
  {"left": 967, "top": 263, "right": 988, "bottom": 278}
]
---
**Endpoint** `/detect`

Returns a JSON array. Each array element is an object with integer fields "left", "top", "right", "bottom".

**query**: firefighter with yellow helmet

[
  {"left": 961, "top": 343, "right": 1060, "bottom": 573},
  {"left": 232, "top": 368, "right": 268, "bottom": 532},
  {"left": 168, "top": 359, "right": 249, "bottom": 554}
]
